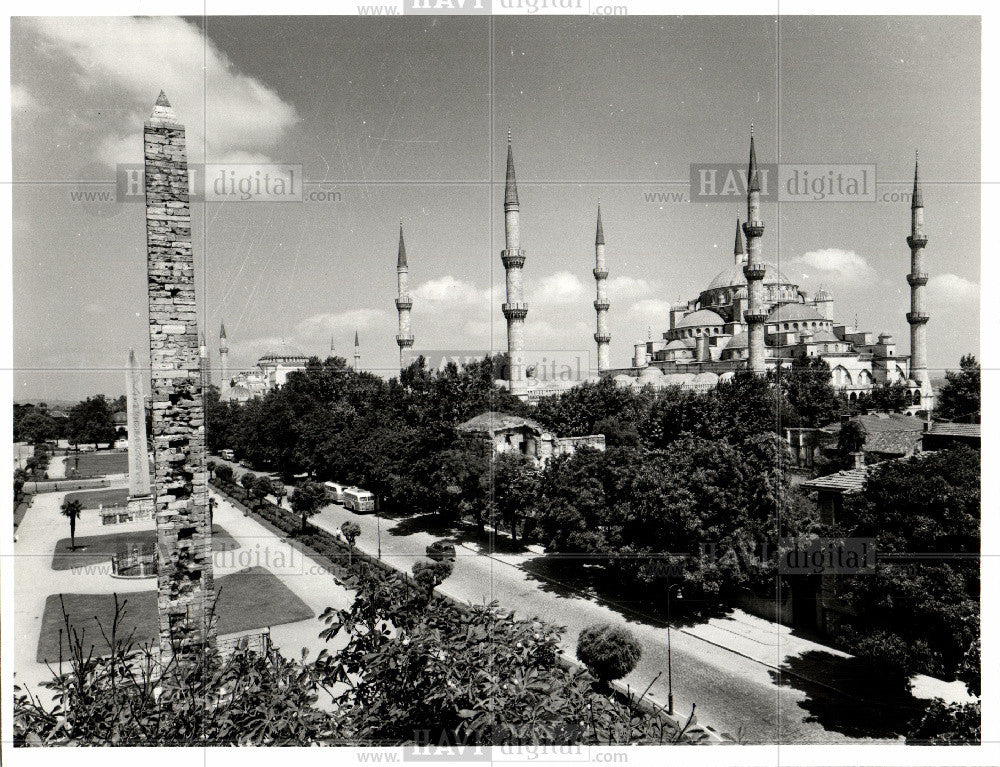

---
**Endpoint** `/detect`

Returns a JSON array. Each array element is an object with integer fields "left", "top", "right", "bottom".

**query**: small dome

[
  {"left": 693, "top": 371, "right": 719, "bottom": 385},
  {"left": 614, "top": 374, "right": 636, "bottom": 388},
  {"left": 638, "top": 366, "right": 664, "bottom": 382},
  {"left": 220, "top": 384, "right": 254, "bottom": 403},
  {"left": 718, "top": 371, "right": 736, "bottom": 383},
  {"left": 814, "top": 288, "right": 833, "bottom": 301},
  {"left": 674, "top": 308, "right": 725, "bottom": 329}
]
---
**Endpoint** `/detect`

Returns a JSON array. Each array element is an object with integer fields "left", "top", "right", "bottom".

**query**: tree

[
  {"left": 290, "top": 481, "right": 326, "bottom": 533},
  {"left": 937, "top": 354, "right": 980, "bottom": 423},
  {"left": 61, "top": 499, "right": 83, "bottom": 549},
  {"left": 270, "top": 479, "right": 287, "bottom": 508},
  {"left": 214, "top": 464, "right": 234, "bottom": 486},
  {"left": 240, "top": 472, "right": 258, "bottom": 503},
  {"left": 14, "top": 406, "right": 59, "bottom": 444},
  {"left": 490, "top": 451, "right": 538, "bottom": 542},
  {"left": 14, "top": 468, "right": 28, "bottom": 505},
  {"left": 412, "top": 559, "right": 453, "bottom": 595},
  {"left": 576, "top": 623, "right": 642, "bottom": 688},
  {"left": 341, "top": 521, "right": 361, "bottom": 565},
  {"left": 780, "top": 356, "right": 839, "bottom": 427},
  {"left": 251, "top": 477, "right": 273, "bottom": 511},
  {"left": 907, "top": 699, "right": 980, "bottom": 745},
  {"left": 67, "top": 395, "right": 117, "bottom": 447}
]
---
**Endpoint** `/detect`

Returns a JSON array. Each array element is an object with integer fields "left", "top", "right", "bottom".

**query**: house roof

[
  {"left": 926, "top": 422, "right": 980, "bottom": 439},
  {"left": 457, "top": 411, "right": 544, "bottom": 435},
  {"left": 803, "top": 467, "right": 868, "bottom": 494}
]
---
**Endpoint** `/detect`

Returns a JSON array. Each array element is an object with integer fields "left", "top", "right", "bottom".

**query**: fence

[{"left": 111, "top": 544, "right": 157, "bottom": 578}]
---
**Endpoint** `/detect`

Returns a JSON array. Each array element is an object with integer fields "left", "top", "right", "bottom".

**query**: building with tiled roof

[
  {"left": 922, "top": 421, "right": 980, "bottom": 451},
  {"left": 458, "top": 411, "right": 604, "bottom": 465}
]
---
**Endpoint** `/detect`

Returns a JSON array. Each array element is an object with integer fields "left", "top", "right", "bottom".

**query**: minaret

[
  {"left": 330, "top": 335, "right": 336, "bottom": 358},
  {"left": 734, "top": 215, "right": 746, "bottom": 265},
  {"left": 395, "top": 221, "right": 414, "bottom": 371},
  {"left": 742, "top": 127, "right": 768, "bottom": 375},
  {"left": 143, "top": 90, "right": 214, "bottom": 656},
  {"left": 125, "top": 348, "right": 152, "bottom": 508},
  {"left": 906, "top": 152, "right": 933, "bottom": 408},
  {"left": 501, "top": 130, "right": 528, "bottom": 397},
  {"left": 219, "top": 322, "right": 229, "bottom": 387},
  {"left": 198, "top": 332, "right": 210, "bottom": 395},
  {"left": 593, "top": 204, "right": 611, "bottom": 375},
  {"left": 353, "top": 330, "right": 361, "bottom": 371}
]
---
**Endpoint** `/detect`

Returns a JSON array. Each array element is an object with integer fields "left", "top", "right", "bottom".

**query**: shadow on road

[{"left": 770, "top": 650, "right": 928, "bottom": 740}]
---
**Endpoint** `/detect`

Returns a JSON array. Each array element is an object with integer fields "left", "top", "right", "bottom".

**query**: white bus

[
  {"left": 324, "top": 481, "right": 347, "bottom": 503},
  {"left": 342, "top": 487, "right": 375, "bottom": 513}
]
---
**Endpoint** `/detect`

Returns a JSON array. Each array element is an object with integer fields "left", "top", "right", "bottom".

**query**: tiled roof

[
  {"left": 854, "top": 413, "right": 926, "bottom": 433},
  {"left": 864, "top": 430, "right": 921, "bottom": 456},
  {"left": 458, "top": 411, "right": 543, "bottom": 435},
  {"left": 803, "top": 467, "right": 868, "bottom": 494},
  {"left": 927, "top": 422, "right": 980, "bottom": 438}
]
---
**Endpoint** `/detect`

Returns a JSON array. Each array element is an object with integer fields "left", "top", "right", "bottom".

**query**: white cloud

[
  {"left": 531, "top": 271, "right": 587, "bottom": 304},
  {"left": 788, "top": 248, "right": 877, "bottom": 283},
  {"left": 927, "top": 273, "right": 979, "bottom": 304},
  {"left": 11, "top": 84, "right": 38, "bottom": 114},
  {"left": 28, "top": 17, "right": 298, "bottom": 166},
  {"left": 605, "top": 275, "right": 659, "bottom": 302}
]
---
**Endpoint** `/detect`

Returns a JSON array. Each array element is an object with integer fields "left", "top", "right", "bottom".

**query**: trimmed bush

[{"left": 576, "top": 623, "right": 642, "bottom": 685}]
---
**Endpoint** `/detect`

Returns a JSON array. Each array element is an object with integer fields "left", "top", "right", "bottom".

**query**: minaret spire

[
  {"left": 219, "top": 322, "right": 229, "bottom": 388},
  {"left": 742, "top": 127, "right": 767, "bottom": 375},
  {"left": 353, "top": 330, "right": 361, "bottom": 372},
  {"left": 733, "top": 215, "right": 745, "bottom": 264},
  {"left": 594, "top": 203, "right": 611, "bottom": 374},
  {"left": 395, "top": 221, "right": 414, "bottom": 371},
  {"left": 906, "top": 151, "right": 932, "bottom": 409},
  {"left": 501, "top": 130, "right": 528, "bottom": 397}
]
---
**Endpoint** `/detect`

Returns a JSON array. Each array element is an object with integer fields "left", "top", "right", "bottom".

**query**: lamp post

[{"left": 667, "top": 583, "right": 683, "bottom": 715}]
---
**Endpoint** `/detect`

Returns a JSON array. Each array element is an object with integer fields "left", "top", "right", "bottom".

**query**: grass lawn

[
  {"left": 51, "top": 524, "right": 239, "bottom": 571},
  {"left": 66, "top": 452, "right": 133, "bottom": 477},
  {"left": 62, "top": 487, "right": 130, "bottom": 510},
  {"left": 36, "top": 565, "right": 315, "bottom": 663}
]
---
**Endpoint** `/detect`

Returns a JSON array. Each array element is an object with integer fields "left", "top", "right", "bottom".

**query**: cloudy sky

[{"left": 11, "top": 15, "right": 980, "bottom": 400}]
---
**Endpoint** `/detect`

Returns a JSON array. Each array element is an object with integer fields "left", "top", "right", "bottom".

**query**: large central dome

[{"left": 705, "top": 262, "right": 795, "bottom": 291}]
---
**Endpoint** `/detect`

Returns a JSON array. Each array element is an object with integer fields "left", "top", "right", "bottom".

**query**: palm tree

[{"left": 61, "top": 499, "right": 83, "bottom": 549}]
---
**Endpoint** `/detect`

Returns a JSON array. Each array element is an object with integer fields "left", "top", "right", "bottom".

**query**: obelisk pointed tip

[{"left": 149, "top": 90, "right": 177, "bottom": 123}]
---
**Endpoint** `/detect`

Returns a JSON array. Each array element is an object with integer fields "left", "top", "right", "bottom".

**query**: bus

[
  {"left": 342, "top": 487, "right": 375, "bottom": 513},
  {"left": 324, "top": 481, "right": 347, "bottom": 503},
  {"left": 220, "top": 449, "right": 235, "bottom": 461}
]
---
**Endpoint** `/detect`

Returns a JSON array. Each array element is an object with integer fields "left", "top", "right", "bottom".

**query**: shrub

[{"left": 576, "top": 623, "right": 642, "bottom": 686}]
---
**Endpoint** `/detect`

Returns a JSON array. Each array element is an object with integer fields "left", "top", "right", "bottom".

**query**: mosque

[{"left": 215, "top": 129, "right": 935, "bottom": 414}]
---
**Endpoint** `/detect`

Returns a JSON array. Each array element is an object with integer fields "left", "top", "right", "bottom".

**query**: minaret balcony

[
  {"left": 396, "top": 334, "right": 414, "bottom": 347},
  {"left": 594, "top": 333, "right": 612, "bottom": 344},
  {"left": 742, "top": 221, "right": 765, "bottom": 238},
  {"left": 907, "top": 234, "right": 929, "bottom": 249},
  {"left": 501, "top": 248, "right": 527, "bottom": 268},
  {"left": 743, "top": 263, "right": 767, "bottom": 281},
  {"left": 906, "top": 311, "right": 930, "bottom": 325},
  {"left": 502, "top": 302, "right": 529, "bottom": 320},
  {"left": 594, "top": 300, "right": 610, "bottom": 312},
  {"left": 744, "top": 310, "right": 769, "bottom": 324},
  {"left": 395, "top": 296, "right": 413, "bottom": 310},
  {"left": 593, "top": 268, "right": 608, "bottom": 280},
  {"left": 906, "top": 272, "right": 929, "bottom": 287}
]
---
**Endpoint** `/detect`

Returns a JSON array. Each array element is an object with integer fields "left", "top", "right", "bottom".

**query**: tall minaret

[
  {"left": 501, "top": 130, "right": 528, "bottom": 397},
  {"left": 353, "top": 330, "right": 361, "bottom": 371},
  {"left": 742, "top": 127, "right": 768, "bottom": 375},
  {"left": 734, "top": 215, "right": 745, "bottom": 265},
  {"left": 219, "top": 322, "right": 229, "bottom": 387},
  {"left": 906, "top": 152, "right": 933, "bottom": 408},
  {"left": 395, "top": 221, "right": 414, "bottom": 371},
  {"left": 330, "top": 335, "right": 336, "bottom": 358},
  {"left": 593, "top": 203, "right": 611, "bottom": 375}
]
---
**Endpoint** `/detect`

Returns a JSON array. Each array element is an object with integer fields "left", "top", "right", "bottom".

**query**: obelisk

[{"left": 126, "top": 348, "right": 153, "bottom": 518}]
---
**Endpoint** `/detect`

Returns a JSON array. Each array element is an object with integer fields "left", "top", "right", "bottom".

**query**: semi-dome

[
  {"left": 814, "top": 288, "right": 833, "bottom": 301},
  {"left": 724, "top": 333, "right": 749, "bottom": 350},
  {"left": 637, "top": 366, "right": 664, "bottom": 383},
  {"left": 674, "top": 308, "right": 725, "bottom": 329},
  {"left": 613, "top": 374, "right": 636, "bottom": 388},
  {"left": 767, "top": 302, "right": 826, "bottom": 323},
  {"left": 706, "top": 262, "right": 794, "bottom": 291},
  {"left": 664, "top": 338, "right": 692, "bottom": 351},
  {"left": 693, "top": 371, "right": 719, "bottom": 385}
]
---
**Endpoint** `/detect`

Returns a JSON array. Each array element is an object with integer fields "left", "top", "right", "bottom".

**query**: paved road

[{"left": 210, "top": 459, "right": 965, "bottom": 744}]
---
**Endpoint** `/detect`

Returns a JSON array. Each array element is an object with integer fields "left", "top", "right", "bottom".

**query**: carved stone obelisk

[
  {"left": 126, "top": 348, "right": 153, "bottom": 518},
  {"left": 143, "top": 91, "right": 215, "bottom": 657}
]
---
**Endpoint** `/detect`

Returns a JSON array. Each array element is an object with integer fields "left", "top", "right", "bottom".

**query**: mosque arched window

[{"left": 913, "top": 391, "right": 921, "bottom": 405}]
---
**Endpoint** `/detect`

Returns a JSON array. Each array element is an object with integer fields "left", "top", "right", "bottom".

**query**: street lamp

[{"left": 667, "top": 583, "right": 683, "bottom": 715}]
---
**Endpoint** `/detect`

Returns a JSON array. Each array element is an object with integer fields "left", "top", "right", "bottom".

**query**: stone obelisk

[
  {"left": 126, "top": 348, "right": 153, "bottom": 518},
  {"left": 143, "top": 91, "right": 215, "bottom": 657}
]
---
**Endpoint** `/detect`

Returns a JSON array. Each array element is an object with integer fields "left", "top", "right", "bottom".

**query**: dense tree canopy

[{"left": 936, "top": 354, "right": 980, "bottom": 423}]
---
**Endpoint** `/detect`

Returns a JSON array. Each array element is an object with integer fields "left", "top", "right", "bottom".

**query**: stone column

[
  {"left": 143, "top": 91, "right": 215, "bottom": 657},
  {"left": 126, "top": 348, "right": 153, "bottom": 518}
]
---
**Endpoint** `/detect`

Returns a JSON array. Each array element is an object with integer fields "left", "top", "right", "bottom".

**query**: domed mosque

[{"left": 601, "top": 135, "right": 932, "bottom": 409}]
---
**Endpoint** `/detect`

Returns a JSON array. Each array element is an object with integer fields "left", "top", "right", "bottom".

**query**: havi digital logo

[{"left": 406, "top": 0, "right": 490, "bottom": 13}]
